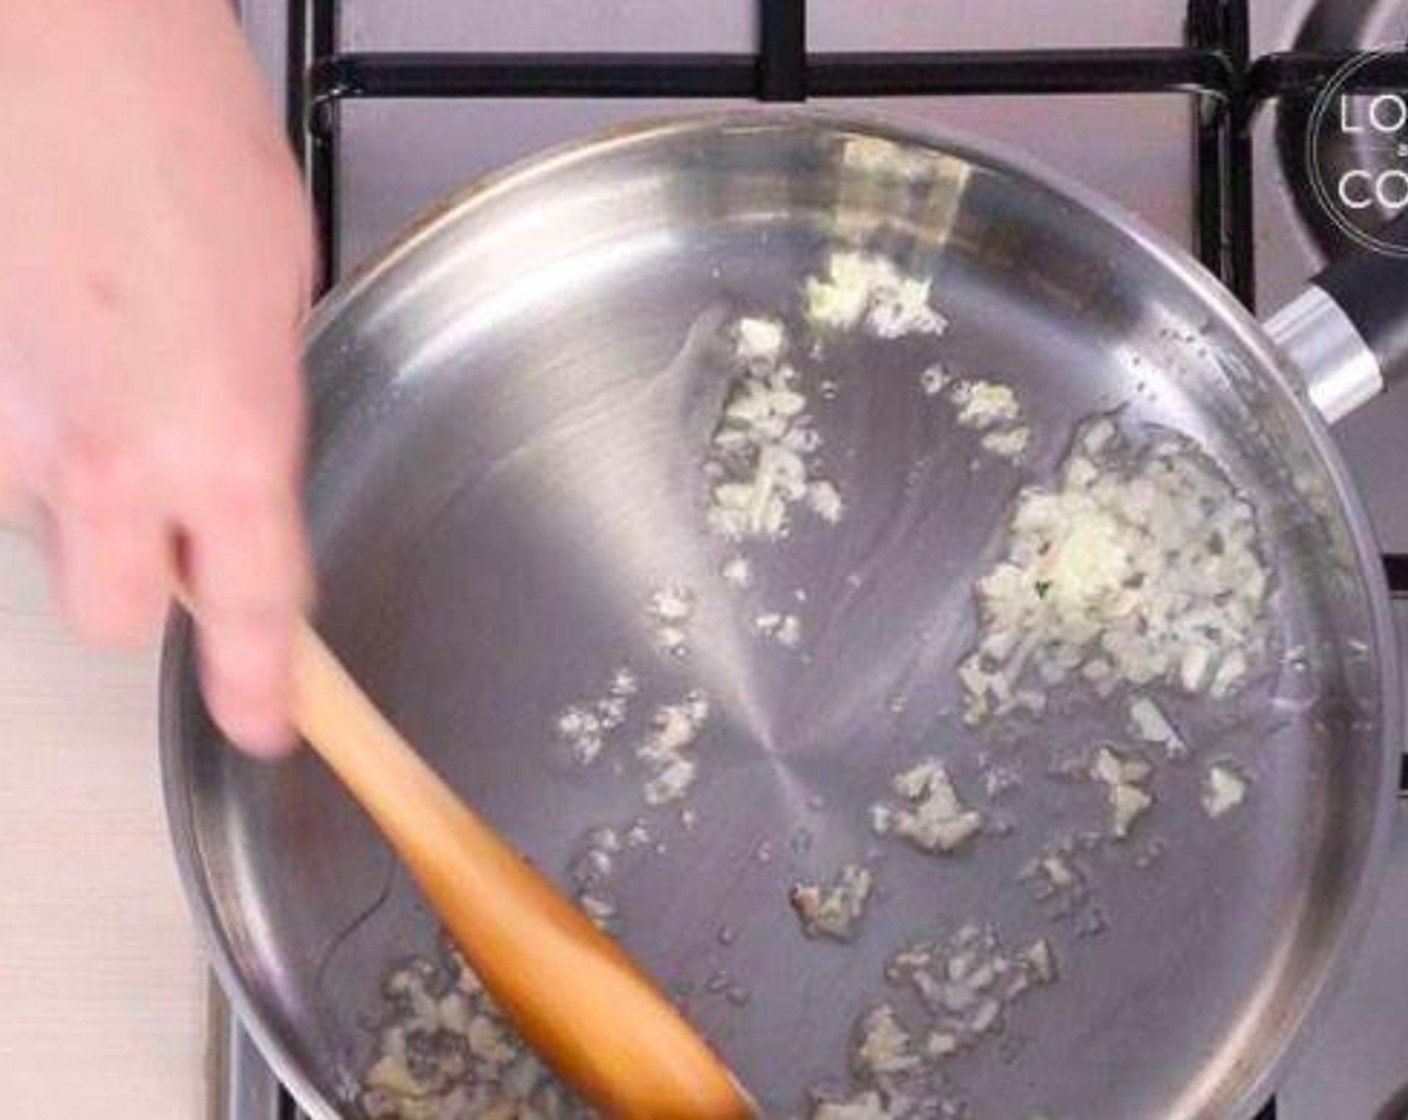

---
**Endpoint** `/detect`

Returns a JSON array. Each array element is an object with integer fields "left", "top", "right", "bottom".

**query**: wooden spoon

[{"left": 282, "top": 618, "right": 755, "bottom": 1119}]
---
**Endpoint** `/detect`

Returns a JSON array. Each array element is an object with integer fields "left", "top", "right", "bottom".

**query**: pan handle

[{"left": 1265, "top": 215, "right": 1408, "bottom": 424}]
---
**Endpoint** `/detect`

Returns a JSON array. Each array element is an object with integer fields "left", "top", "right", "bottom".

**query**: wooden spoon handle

[{"left": 289, "top": 620, "right": 755, "bottom": 1120}]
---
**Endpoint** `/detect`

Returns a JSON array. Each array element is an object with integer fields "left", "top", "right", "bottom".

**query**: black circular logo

[{"left": 1306, "top": 47, "right": 1408, "bottom": 258}]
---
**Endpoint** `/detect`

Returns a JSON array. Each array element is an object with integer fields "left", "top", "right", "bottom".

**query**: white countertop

[{"left": 0, "top": 528, "right": 207, "bottom": 1118}]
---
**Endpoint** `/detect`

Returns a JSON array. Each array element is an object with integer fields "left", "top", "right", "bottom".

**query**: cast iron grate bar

[
  {"left": 293, "top": 0, "right": 339, "bottom": 289},
  {"left": 274, "top": 2, "right": 1406, "bottom": 1118},
  {"left": 1251, "top": 49, "right": 1408, "bottom": 101},
  {"left": 1385, "top": 554, "right": 1408, "bottom": 596},
  {"left": 280, "top": 1091, "right": 303, "bottom": 1120},
  {"left": 759, "top": 0, "right": 806, "bottom": 101},
  {"left": 309, "top": 47, "right": 1237, "bottom": 104},
  {"left": 310, "top": 53, "right": 758, "bottom": 100},
  {"left": 806, "top": 47, "right": 1232, "bottom": 98},
  {"left": 1189, "top": 0, "right": 1254, "bottom": 306}
]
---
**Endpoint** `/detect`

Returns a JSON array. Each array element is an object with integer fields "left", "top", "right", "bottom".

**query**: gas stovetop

[{"left": 220, "top": 3, "right": 1408, "bottom": 1117}]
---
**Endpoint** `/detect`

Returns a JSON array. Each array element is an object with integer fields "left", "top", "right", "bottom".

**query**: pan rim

[{"left": 162, "top": 106, "right": 1402, "bottom": 1120}]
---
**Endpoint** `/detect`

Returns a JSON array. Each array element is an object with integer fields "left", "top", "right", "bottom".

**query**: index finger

[{"left": 180, "top": 464, "right": 311, "bottom": 756}]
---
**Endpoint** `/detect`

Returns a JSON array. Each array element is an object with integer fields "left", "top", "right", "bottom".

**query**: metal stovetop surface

[{"left": 215, "top": 2, "right": 1408, "bottom": 1118}]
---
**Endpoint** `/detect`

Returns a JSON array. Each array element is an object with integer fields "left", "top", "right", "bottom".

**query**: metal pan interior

[{"left": 161, "top": 112, "right": 1397, "bottom": 1120}]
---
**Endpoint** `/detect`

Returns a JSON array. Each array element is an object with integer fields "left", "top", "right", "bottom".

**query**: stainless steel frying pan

[{"left": 160, "top": 111, "right": 1405, "bottom": 1120}]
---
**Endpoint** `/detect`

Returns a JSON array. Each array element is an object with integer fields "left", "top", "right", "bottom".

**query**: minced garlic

[
  {"left": 871, "top": 760, "right": 984, "bottom": 854},
  {"left": 789, "top": 863, "right": 874, "bottom": 941}
]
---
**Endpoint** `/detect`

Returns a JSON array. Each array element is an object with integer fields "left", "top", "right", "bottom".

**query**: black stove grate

[
  {"left": 276, "top": 3, "right": 1408, "bottom": 1117},
  {"left": 289, "top": 0, "right": 1260, "bottom": 300}
]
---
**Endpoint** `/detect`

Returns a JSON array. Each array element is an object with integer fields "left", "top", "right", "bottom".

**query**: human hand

[{"left": 0, "top": 0, "right": 315, "bottom": 754}]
